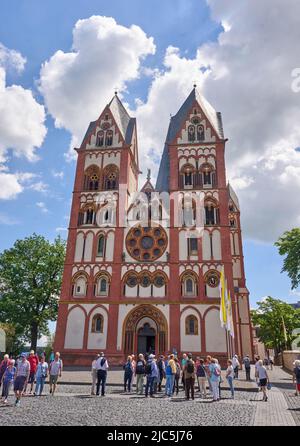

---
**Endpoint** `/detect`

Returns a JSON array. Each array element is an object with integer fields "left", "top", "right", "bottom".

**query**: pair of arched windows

[
  {"left": 78, "top": 207, "right": 96, "bottom": 226},
  {"left": 205, "top": 200, "right": 220, "bottom": 226},
  {"left": 72, "top": 273, "right": 110, "bottom": 297},
  {"left": 83, "top": 165, "right": 119, "bottom": 191},
  {"left": 188, "top": 125, "right": 205, "bottom": 142},
  {"left": 96, "top": 130, "right": 113, "bottom": 147},
  {"left": 180, "top": 163, "right": 216, "bottom": 190}
]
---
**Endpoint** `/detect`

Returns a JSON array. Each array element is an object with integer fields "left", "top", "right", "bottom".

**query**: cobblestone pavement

[{"left": 0, "top": 366, "right": 298, "bottom": 426}]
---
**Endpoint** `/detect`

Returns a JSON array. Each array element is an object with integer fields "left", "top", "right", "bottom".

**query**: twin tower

[{"left": 54, "top": 87, "right": 254, "bottom": 365}]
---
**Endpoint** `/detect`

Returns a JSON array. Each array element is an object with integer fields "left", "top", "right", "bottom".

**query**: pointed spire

[{"left": 147, "top": 168, "right": 151, "bottom": 181}]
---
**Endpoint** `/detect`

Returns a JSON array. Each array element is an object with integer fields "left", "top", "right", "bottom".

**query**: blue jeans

[
  {"left": 145, "top": 376, "right": 155, "bottom": 396},
  {"left": 124, "top": 371, "right": 133, "bottom": 392},
  {"left": 227, "top": 376, "right": 234, "bottom": 397},
  {"left": 35, "top": 376, "right": 46, "bottom": 395},
  {"left": 165, "top": 374, "right": 175, "bottom": 396}
]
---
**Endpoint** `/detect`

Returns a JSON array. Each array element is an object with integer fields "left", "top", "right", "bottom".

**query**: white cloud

[
  {"left": 55, "top": 227, "right": 67, "bottom": 232},
  {"left": 51, "top": 170, "right": 64, "bottom": 179},
  {"left": 39, "top": 15, "right": 155, "bottom": 159},
  {"left": 36, "top": 201, "right": 49, "bottom": 213},
  {"left": 132, "top": 0, "right": 300, "bottom": 242},
  {"left": 29, "top": 181, "right": 49, "bottom": 193},
  {"left": 0, "top": 43, "right": 47, "bottom": 200}
]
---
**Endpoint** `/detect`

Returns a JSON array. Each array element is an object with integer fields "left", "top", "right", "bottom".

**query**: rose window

[{"left": 126, "top": 225, "right": 168, "bottom": 261}]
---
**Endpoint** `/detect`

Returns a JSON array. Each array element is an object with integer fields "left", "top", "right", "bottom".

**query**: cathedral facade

[{"left": 54, "top": 87, "right": 254, "bottom": 365}]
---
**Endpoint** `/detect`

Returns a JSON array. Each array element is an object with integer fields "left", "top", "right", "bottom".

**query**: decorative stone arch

[{"left": 123, "top": 305, "right": 168, "bottom": 355}]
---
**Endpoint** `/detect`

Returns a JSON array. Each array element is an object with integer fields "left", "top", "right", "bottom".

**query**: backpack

[
  {"left": 213, "top": 366, "right": 221, "bottom": 377},
  {"left": 295, "top": 366, "right": 300, "bottom": 380},
  {"left": 145, "top": 362, "right": 152, "bottom": 375},
  {"left": 135, "top": 360, "right": 145, "bottom": 375},
  {"left": 124, "top": 362, "right": 132, "bottom": 372},
  {"left": 186, "top": 360, "right": 194, "bottom": 374}
]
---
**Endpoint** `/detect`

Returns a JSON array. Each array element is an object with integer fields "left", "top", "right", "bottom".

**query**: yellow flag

[
  {"left": 227, "top": 290, "right": 235, "bottom": 338},
  {"left": 219, "top": 266, "right": 227, "bottom": 328}
]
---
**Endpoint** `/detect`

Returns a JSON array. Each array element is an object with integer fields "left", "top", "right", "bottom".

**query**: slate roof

[
  {"left": 228, "top": 183, "right": 240, "bottom": 211},
  {"left": 81, "top": 93, "right": 135, "bottom": 148},
  {"left": 156, "top": 87, "right": 224, "bottom": 192}
]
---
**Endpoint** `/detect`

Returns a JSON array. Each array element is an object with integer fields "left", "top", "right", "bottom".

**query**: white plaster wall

[
  {"left": 212, "top": 230, "right": 221, "bottom": 260},
  {"left": 179, "top": 231, "right": 188, "bottom": 261},
  {"left": 75, "top": 233, "right": 84, "bottom": 262},
  {"left": 84, "top": 154, "right": 102, "bottom": 169},
  {"left": 84, "top": 232, "right": 93, "bottom": 262},
  {"left": 87, "top": 306, "right": 108, "bottom": 350},
  {"left": 234, "top": 233, "right": 240, "bottom": 255},
  {"left": 205, "top": 309, "right": 227, "bottom": 352},
  {"left": 233, "top": 259, "right": 241, "bottom": 278},
  {"left": 238, "top": 297, "right": 250, "bottom": 323},
  {"left": 202, "top": 230, "right": 211, "bottom": 260},
  {"left": 103, "top": 153, "right": 121, "bottom": 167},
  {"left": 64, "top": 307, "right": 85, "bottom": 349},
  {"left": 180, "top": 308, "right": 201, "bottom": 352},
  {"left": 153, "top": 285, "right": 166, "bottom": 298},
  {"left": 106, "top": 232, "right": 114, "bottom": 261},
  {"left": 139, "top": 286, "right": 151, "bottom": 298},
  {"left": 206, "top": 284, "right": 220, "bottom": 298},
  {"left": 117, "top": 305, "right": 135, "bottom": 350},
  {"left": 125, "top": 285, "right": 138, "bottom": 297}
]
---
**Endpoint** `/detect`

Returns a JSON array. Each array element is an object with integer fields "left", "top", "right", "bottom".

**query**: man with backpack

[
  {"left": 145, "top": 354, "right": 158, "bottom": 398},
  {"left": 183, "top": 353, "right": 195, "bottom": 400},
  {"left": 243, "top": 355, "right": 251, "bottom": 381},
  {"left": 135, "top": 354, "right": 146, "bottom": 395},
  {"left": 95, "top": 352, "right": 109, "bottom": 396},
  {"left": 157, "top": 355, "right": 166, "bottom": 392}
]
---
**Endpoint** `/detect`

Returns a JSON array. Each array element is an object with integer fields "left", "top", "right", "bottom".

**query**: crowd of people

[
  {"left": 0, "top": 350, "right": 62, "bottom": 406},
  {"left": 1, "top": 349, "right": 299, "bottom": 407}
]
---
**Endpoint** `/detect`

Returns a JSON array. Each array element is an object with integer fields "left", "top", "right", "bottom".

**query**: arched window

[
  {"left": 97, "top": 235, "right": 105, "bottom": 257},
  {"left": 96, "top": 131, "right": 104, "bottom": 147},
  {"left": 182, "top": 273, "right": 197, "bottom": 297},
  {"left": 200, "top": 163, "right": 216, "bottom": 188},
  {"left": 73, "top": 275, "right": 87, "bottom": 297},
  {"left": 197, "top": 125, "right": 205, "bottom": 141},
  {"left": 85, "top": 208, "right": 95, "bottom": 225},
  {"left": 185, "top": 315, "right": 199, "bottom": 335},
  {"left": 95, "top": 274, "right": 110, "bottom": 296},
  {"left": 204, "top": 200, "right": 219, "bottom": 226},
  {"left": 180, "top": 164, "right": 195, "bottom": 189},
  {"left": 105, "top": 130, "right": 113, "bottom": 146},
  {"left": 91, "top": 314, "right": 104, "bottom": 333},
  {"left": 188, "top": 125, "right": 195, "bottom": 142},
  {"left": 103, "top": 165, "right": 119, "bottom": 190},
  {"left": 83, "top": 166, "right": 100, "bottom": 191}
]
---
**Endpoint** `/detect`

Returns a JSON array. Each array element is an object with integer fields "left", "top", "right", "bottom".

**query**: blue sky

[{"left": 0, "top": 0, "right": 299, "bottom": 320}]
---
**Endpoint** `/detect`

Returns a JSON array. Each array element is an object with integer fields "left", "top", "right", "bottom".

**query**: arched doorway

[
  {"left": 123, "top": 305, "right": 168, "bottom": 355},
  {"left": 137, "top": 322, "right": 156, "bottom": 355}
]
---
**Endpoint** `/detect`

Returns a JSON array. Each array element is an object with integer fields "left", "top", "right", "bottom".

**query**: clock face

[
  {"left": 205, "top": 271, "right": 220, "bottom": 288},
  {"left": 126, "top": 225, "right": 168, "bottom": 261},
  {"left": 101, "top": 122, "right": 111, "bottom": 130}
]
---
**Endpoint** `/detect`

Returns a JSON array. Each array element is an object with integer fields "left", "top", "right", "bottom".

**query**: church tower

[{"left": 54, "top": 87, "right": 254, "bottom": 365}]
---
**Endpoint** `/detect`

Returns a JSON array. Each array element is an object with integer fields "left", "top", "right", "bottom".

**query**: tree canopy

[
  {"left": 251, "top": 296, "right": 300, "bottom": 355},
  {"left": 0, "top": 234, "right": 66, "bottom": 352},
  {"left": 275, "top": 228, "right": 300, "bottom": 289}
]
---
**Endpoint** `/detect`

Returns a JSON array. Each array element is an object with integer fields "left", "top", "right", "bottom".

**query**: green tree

[
  {"left": 275, "top": 228, "right": 300, "bottom": 289},
  {"left": 251, "top": 296, "right": 300, "bottom": 356},
  {"left": 0, "top": 234, "right": 66, "bottom": 351}
]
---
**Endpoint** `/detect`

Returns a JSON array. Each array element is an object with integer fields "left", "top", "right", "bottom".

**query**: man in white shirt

[
  {"left": 49, "top": 352, "right": 63, "bottom": 396},
  {"left": 91, "top": 354, "right": 100, "bottom": 395},
  {"left": 95, "top": 352, "right": 109, "bottom": 396}
]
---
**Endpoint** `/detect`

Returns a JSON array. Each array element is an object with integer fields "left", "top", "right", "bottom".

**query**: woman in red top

[{"left": 24, "top": 350, "right": 39, "bottom": 394}]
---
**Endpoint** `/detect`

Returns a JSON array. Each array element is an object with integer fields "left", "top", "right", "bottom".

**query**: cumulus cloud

[
  {"left": 0, "top": 43, "right": 47, "bottom": 200},
  {"left": 36, "top": 201, "right": 49, "bottom": 213},
  {"left": 133, "top": 0, "right": 300, "bottom": 242},
  {"left": 39, "top": 15, "right": 155, "bottom": 159}
]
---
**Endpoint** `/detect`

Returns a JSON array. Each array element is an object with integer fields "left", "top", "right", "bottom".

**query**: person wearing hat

[
  {"left": 24, "top": 350, "right": 39, "bottom": 394},
  {"left": 14, "top": 354, "right": 30, "bottom": 406},
  {"left": 145, "top": 354, "right": 158, "bottom": 398}
]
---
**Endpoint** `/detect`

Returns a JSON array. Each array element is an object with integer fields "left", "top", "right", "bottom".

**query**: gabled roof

[
  {"left": 166, "top": 86, "right": 224, "bottom": 143},
  {"left": 80, "top": 93, "right": 135, "bottom": 148},
  {"left": 156, "top": 87, "right": 225, "bottom": 192}
]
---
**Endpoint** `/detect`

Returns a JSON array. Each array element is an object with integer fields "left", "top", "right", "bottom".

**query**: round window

[
  {"left": 154, "top": 275, "right": 165, "bottom": 287},
  {"left": 125, "top": 225, "right": 168, "bottom": 261},
  {"left": 127, "top": 275, "right": 137, "bottom": 287},
  {"left": 140, "top": 275, "right": 151, "bottom": 287}
]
